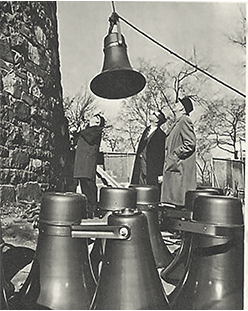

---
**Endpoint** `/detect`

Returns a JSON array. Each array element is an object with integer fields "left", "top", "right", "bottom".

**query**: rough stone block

[
  {"left": 28, "top": 42, "right": 40, "bottom": 66},
  {"left": 12, "top": 82, "right": 23, "bottom": 99},
  {"left": 21, "top": 91, "right": 34, "bottom": 106},
  {"left": 0, "top": 169, "right": 11, "bottom": 184},
  {"left": 0, "top": 145, "right": 9, "bottom": 157},
  {"left": 16, "top": 181, "right": 42, "bottom": 203},
  {"left": 21, "top": 123, "right": 35, "bottom": 146},
  {"left": 6, "top": 126, "right": 23, "bottom": 146},
  {"left": 0, "top": 185, "right": 16, "bottom": 204},
  {"left": 10, "top": 148, "right": 30, "bottom": 169},
  {"left": 13, "top": 100, "right": 31, "bottom": 121},
  {"left": 0, "top": 37, "right": 14, "bottom": 63},
  {"left": 34, "top": 26, "right": 47, "bottom": 47},
  {"left": 10, "top": 33, "right": 26, "bottom": 50},
  {"left": 0, "top": 158, "right": 11, "bottom": 168},
  {"left": 0, "top": 128, "right": 8, "bottom": 145}
]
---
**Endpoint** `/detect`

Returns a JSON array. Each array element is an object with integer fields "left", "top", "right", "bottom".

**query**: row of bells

[{"left": 3, "top": 185, "right": 244, "bottom": 310}]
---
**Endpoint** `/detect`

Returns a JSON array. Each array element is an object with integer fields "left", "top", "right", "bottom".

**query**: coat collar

[{"left": 166, "top": 115, "right": 184, "bottom": 136}]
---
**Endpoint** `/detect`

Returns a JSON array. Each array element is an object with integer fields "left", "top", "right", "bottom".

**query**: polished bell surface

[
  {"left": 129, "top": 184, "right": 160, "bottom": 205},
  {"left": 90, "top": 208, "right": 170, "bottom": 310},
  {"left": 170, "top": 195, "right": 244, "bottom": 310},
  {"left": 130, "top": 184, "right": 174, "bottom": 268},
  {"left": 91, "top": 187, "right": 137, "bottom": 281},
  {"left": 34, "top": 192, "right": 96, "bottom": 310},
  {"left": 90, "top": 33, "right": 146, "bottom": 99},
  {"left": 161, "top": 189, "right": 221, "bottom": 286},
  {"left": 99, "top": 187, "right": 136, "bottom": 211}
]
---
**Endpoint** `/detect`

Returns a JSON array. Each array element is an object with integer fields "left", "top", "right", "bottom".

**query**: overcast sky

[{"left": 57, "top": 1, "right": 245, "bottom": 117}]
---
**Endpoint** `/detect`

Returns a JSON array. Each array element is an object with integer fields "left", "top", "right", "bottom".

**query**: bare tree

[
  {"left": 228, "top": 5, "right": 246, "bottom": 51},
  {"left": 115, "top": 57, "right": 207, "bottom": 152},
  {"left": 102, "top": 108, "right": 142, "bottom": 152},
  {"left": 196, "top": 136, "right": 213, "bottom": 185},
  {"left": 63, "top": 86, "right": 96, "bottom": 148},
  {"left": 226, "top": 4, "right": 246, "bottom": 72},
  {"left": 102, "top": 124, "right": 125, "bottom": 152},
  {"left": 196, "top": 98, "right": 245, "bottom": 159}
]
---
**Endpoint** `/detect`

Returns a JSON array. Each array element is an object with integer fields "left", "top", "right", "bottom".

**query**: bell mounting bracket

[
  {"left": 159, "top": 203, "right": 192, "bottom": 220},
  {"left": 172, "top": 219, "right": 244, "bottom": 238}
]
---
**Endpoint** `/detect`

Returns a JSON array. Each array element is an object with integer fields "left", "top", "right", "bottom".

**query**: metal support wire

[
  {"left": 115, "top": 12, "right": 245, "bottom": 98},
  {"left": 111, "top": 1, "right": 116, "bottom": 13}
]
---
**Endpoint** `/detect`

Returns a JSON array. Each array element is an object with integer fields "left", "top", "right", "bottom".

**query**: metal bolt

[{"left": 119, "top": 227, "right": 129, "bottom": 237}]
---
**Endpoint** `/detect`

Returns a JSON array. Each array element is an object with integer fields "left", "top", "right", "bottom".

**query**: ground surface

[{"left": 1, "top": 203, "right": 39, "bottom": 294}]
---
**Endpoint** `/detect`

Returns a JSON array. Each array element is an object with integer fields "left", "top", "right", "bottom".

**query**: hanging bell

[
  {"left": 130, "top": 184, "right": 174, "bottom": 268},
  {"left": 170, "top": 195, "right": 244, "bottom": 309},
  {"left": 90, "top": 31, "right": 146, "bottom": 99},
  {"left": 28, "top": 193, "right": 96, "bottom": 310},
  {"left": 161, "top": 189, "right": 221, "bottom": 286},
  {"left": 90, "top": 208, "right": 170, "bottom": 309}
]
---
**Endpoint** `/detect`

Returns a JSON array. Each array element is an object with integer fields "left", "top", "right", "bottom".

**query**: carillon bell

[
  {"left": 91, "top": 208, "right": 170, "bottom": 310},
  {"left": 130, "top": 184, "right": 174, "bottom": 268},
  {"left": 170, "top": 195, "right": 244, "bottom": 309},
  {"left": 90, "top": 187, "right": 137, "bottom": 280},
  {"left": 161, "top": 189, "right": 221, "bottom": 286},
  {"left": 90, "top": 18, "right": 146, "bottom": 99},
  {"left": 26, "top": 193, "right": 96, "bottom": 310}
]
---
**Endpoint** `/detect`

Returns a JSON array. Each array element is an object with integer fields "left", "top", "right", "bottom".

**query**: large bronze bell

[
  {"left": 90, "top": 187, "right": 137, "bottom": 281},
  {"left": 130, "top": 184, "right": 174, "bottom": 268},
  {"left": 161, "top": 189, "right": 221, "bottom": 285},
  {"left": 90, "top": 208, "right": 170, "bottom": 310},
  {"left": 90, "top": 32, "right": 146, "bottom": 99},
  {"left": 170, "top": 195, "right": 244, "bottom": 309},
  {"left": 32, "top": 193, "right": 96, "bottom": 310}
]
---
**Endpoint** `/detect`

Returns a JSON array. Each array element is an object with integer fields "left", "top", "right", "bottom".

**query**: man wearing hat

[
  {"left": 73, "top": 113, "right": 105, "bottom": 216},
  {"left": 131, "top": 109, "right": 166, "bottom": 193},
  {"left": 160, "top": 97, "right": 196, "bottom": 208}
]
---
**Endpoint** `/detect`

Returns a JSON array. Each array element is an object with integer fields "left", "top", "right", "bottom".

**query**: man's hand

[{"left": 158, "top": 176, "right": 163, "bottom": 183}]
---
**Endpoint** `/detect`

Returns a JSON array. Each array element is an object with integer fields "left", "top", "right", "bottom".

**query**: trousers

[{"left": 78, "top": 178, "right": 97, "bottom": 212}]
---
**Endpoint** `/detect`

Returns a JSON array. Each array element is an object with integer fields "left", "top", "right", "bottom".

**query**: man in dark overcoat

[
  {"left": 131, "top": 110, "right": 166, "bottom": 190},
  {"left": 161, "top": 97, "right": 196, "bottom": 207},
  {"left": 73, "top": 114, "right": 105, "bottom": 214}
]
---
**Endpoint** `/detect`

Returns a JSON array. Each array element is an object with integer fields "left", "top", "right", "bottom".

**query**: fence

[
  {"left": 212, "top": 157, "right": 245, "bottom": 202},
  {"left": 98, "top": 152, "right": 136, "bottom": 187},
  {"left": 97, "top": 153, "right": 246, "bottom": 203}
]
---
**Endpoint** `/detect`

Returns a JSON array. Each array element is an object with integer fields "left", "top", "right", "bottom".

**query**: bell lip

[{"left": 90, "top": 69, "right": 146, "bottom": 99}]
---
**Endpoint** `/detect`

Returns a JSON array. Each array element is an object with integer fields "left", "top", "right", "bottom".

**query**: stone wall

[{"left": 0, "top": 1, "right": 71, "bottom": 204}]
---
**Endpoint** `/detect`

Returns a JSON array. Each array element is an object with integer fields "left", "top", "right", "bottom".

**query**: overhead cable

[{"left": 116, "top": 13, "right": 245, "bottom": 98}]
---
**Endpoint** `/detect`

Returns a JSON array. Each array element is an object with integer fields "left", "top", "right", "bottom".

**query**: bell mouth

[{"left": 90, "top": 69, "right": 146, "bottom": 99}]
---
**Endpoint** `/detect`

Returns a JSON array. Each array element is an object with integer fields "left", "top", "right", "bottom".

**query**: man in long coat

[
  {"left": 161, "top": 97, "right": 196, "bottom": 207},
  {"left": 131, "top": 110, "right": 166, "bottom": 191},
  {"left": 73, "top": 114, "right": 105, "bottom": 214}
]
